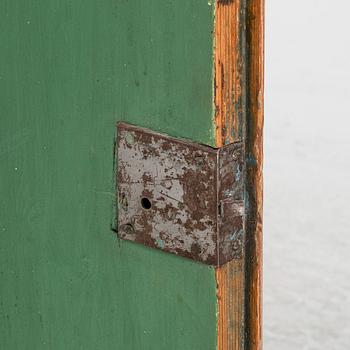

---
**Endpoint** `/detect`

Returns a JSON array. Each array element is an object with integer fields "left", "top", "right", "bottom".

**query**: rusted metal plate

[
  {"left": 116, "top": 122, "right": 243, "bottom": 266},
  {"left": 218, "top": 143, "right": 244, "bottom": 264}
]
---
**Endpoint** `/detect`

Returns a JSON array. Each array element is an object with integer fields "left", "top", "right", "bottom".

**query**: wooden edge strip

[
  {"left": 214, "top": 0, "right": 243, "bottom": 147},
  {"left": 244, "top": 0, "right": 264, "bottom": 348},
  {"left": 214, "top": 0, "right": 264, "bottom": 349}
]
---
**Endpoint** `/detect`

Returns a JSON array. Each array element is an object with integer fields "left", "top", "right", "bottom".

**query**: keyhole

[{"left": 141, "top": 197, "right": 152, "bottom": 210}]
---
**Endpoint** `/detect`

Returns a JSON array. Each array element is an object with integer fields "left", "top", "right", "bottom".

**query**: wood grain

[
  {"left": 215, "top": 0, "right": 264, "bottom": 349},
  {"left": 215, "top": 2, "right": 245, "bottom": 349},
  {"left": 216, "top": 260, "right": 245, "bottom": 350},
  {"left": 214, "top": 0, "right": 244, "bottom": 147},
  {"left": 244, "top": 1, "right": 264, "bottom": 349}
]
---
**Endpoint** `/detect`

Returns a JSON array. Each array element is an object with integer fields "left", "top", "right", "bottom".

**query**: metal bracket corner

[{"left": 115, "top": 122, "right": 244, "bottom": 266}]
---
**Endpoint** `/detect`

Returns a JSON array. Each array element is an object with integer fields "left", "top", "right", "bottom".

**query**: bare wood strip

[
  {"left": 216, "top": 260, "right": 244, "bottom": 350},
  {"left": 214, "top": 0, "right": 264, "bottom": 349},
  {"left": 215, "top": 2, "right": 245, "bottom": 350},
  {"left": 214, "top": 0, "right": 244, "bottom": 147},
  {"left": 244, "top": 0, "right": 264, "bottom": 349}
]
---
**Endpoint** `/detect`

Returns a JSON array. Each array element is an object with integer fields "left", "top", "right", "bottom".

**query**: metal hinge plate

[{"left": 116, "top": 122, "right": 244, "bottom": 266}]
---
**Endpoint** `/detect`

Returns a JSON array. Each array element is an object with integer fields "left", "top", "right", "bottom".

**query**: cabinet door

[{"left": 0, "top": 1, "right": 263, "bottom": 349}]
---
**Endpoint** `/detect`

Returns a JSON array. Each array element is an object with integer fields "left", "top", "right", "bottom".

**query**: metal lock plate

[{"left": 116, "top": 122, "right": 244, "bottom": 266}]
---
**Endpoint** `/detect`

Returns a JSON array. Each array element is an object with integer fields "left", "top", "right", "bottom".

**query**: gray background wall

[{"left": 265, "top": 0, "right": 350, "bottom": 348}]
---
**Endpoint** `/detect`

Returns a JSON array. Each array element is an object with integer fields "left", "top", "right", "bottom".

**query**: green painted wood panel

[{"left": 0, "top": 1, "right": 217, "bottom": 349}]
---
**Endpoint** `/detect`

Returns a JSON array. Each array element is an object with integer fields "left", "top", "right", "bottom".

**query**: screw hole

[{"left": 141, "top": 197, "right": 152, "bottom": 210}]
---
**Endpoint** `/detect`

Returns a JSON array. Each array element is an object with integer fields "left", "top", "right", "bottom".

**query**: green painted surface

[{"left": 0, "top": 1, "right": 217, "bottom": 350}]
